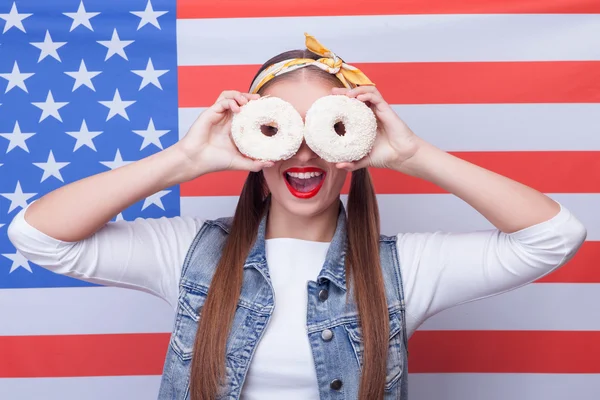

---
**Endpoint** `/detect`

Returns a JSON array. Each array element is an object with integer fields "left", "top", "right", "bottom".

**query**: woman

[{"left": 8, "top": 34, "right": 587, "bottom": 400}]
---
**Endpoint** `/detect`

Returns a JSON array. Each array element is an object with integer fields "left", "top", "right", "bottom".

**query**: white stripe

[
  {"left": 0, "top": 287, "right": 175, "bottom": 335},
  {"left": 409, "top": 374, "right": 600, "bottom": 400},
  {"left": 419, "top": 284, "right": 600, "bottom": 331},
  {"left": 176, "top": 15, "right": 600, "bottom": 65},
  {"left": 0, "top": 376, "right": 162, "bottom": 400},
  {"left": 178, "top": 104, "right": 600, "bottom": 151},
  {"left": 2, "top": 374, "right": 599, "bottom": 400},
  {"left": 180, "top": 193, "right": 600, "bottom": 240},
  {"left": 2, "top": 274, "right": 598, "bottom": 336}
]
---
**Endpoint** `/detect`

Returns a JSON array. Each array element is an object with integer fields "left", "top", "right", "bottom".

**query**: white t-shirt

[{"left": 6, "top": 202, "right": 587, "bottom": 399}]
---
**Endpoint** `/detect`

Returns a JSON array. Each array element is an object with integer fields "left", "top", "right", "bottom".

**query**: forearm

[
  {"left": 398, "top": 138, "right": 560, "bottom": 233},
  {"left": 24, "top": 144, "right": 197, "bottom": 242}
]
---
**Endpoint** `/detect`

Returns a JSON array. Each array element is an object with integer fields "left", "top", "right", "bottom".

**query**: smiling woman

[{"left": 7, "top": 32, "right": 587, "bottom": 400}]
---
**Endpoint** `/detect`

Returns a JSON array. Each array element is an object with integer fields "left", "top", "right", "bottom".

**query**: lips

[{"left": 283, "top": 167, "right": 326, "bottom": 199}]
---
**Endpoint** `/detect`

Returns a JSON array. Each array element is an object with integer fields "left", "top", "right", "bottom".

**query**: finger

[
  {"left": 235, "top": 93, "right": 249, "bottom": 106},
  {"left": 233, "top": 157, "right": 274, "bottom": 172},
  {"left": 217, "top": 90, "right": 240, "bottom": 101},
  {"left": 356, "top": 92, "right": 385, "bottom": 106},
  {"left": 229, "top": 99, "right": 241, "bottom": 113},
  {"left": 210, "top": 98, "right": 231, "bottom": 114},
  {"left": 335, "top": 156, "right": 371, "bottom": 172},
  {"left": 241, "top": 92, "right": 260, "bottom": 100},
  {"left": 331, "top": 87, "right": 351, "bottom": 95},
  {"left": 345, "top": 85, "right": 380, "bottom": 98}
]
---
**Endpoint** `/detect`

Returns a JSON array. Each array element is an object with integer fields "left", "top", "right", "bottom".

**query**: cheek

[
  {"left": 326, "top": 168, "right": 347, "bottom": 193},
  {"left": 262, "top": 165, "right": 283, "bottom": 190}
]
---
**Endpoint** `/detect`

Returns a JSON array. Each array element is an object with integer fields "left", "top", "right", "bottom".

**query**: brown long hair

[{"left": 189, "top": 49, "right": 390, "bottom": 400}]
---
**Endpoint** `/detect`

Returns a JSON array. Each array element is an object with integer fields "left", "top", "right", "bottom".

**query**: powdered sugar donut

[
  {"left": 231, "top": 96, "right": 304, "bottom": 161},
  {"left": 304, "top": 95, "right": 377, "bottom": 163}
]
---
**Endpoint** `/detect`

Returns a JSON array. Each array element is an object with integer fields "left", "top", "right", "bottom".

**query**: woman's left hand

[{"left": 331, "top": 86, "right": 421, "bottom": 172}]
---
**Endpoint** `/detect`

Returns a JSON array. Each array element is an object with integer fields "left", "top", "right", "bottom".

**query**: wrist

[
  {"left": 389, "top": 135, "right": 429, "bottom": 175},
  {"left": 395, "top": 138, "right": 455, "bottom": 181},
  {"left": 156, "top": 144, "right": 209, "bottom": 186}
]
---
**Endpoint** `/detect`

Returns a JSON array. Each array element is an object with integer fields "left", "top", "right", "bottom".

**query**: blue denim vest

[{"left": 158, "top": 203, "right": 409, "bottom": 399}]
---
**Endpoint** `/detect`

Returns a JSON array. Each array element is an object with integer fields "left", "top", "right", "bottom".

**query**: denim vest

[{"left": 157, "top": 203, "right": 409, "bottom": 399}]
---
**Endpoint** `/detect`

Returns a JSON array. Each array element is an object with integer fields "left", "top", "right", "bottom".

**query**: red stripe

[
  {"left": 537, "top": 241, "right": 600, "bottom": 283},
  {"left": 408, "top": 330, "right": 600, "bottom": 373},
  {"left": 178, "top": 62, "right": 600, "bottom": 107},
  {"left": 180, "top": 152, "right": 600, "bottom": 196},
  {"left": 177, "top": 0, "right": 600, "bottom": 19},
  {"left": 4, "top": 331, "right": 600, "bottom": 377},
  {"left": 0, "top": 333, "right": 170, "bottom": 378}
]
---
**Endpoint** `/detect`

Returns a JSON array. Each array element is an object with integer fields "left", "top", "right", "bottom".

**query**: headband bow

[{"left": 249, "top": 33, "right": 375, "bottom": 94}]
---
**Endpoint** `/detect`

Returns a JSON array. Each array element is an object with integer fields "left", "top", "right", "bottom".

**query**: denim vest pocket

[
  {"left": 170, "top": 283, "right": 208, "bottom": 362},
  {"left": 343, "top": 312, "right": 405, "bottom": 391}
]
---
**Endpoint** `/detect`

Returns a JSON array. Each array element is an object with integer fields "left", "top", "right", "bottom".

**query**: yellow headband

[{"left": 249, "top": 33, "right": 375, "bottom": 94}]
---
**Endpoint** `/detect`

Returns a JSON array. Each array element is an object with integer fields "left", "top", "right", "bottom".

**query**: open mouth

[{"left": 283, "top": 167, "right": 326, "bottom": 199}]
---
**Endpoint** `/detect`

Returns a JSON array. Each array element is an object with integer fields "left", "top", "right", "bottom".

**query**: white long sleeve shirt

[{"left": 6, "top": 201, "right": 587, "bottom": 399}]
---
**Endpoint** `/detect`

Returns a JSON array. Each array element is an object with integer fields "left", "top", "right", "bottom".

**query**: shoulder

[
  {"left": 183, "top": 215, "right": 235, "bottom": 255},
  {"left": 202, "top": 216, "right": 234, "bottom": 233}
]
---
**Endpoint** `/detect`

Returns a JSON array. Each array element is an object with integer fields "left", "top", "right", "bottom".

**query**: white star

[
  {"left": 0, "top": 223, "right": 4, "bottom": 229},
  {"left": 142, "top": 190, "right": 171, "bottom": 211},
  {"left": 0, "top": 61, "right": 34, "bottom": 93},
  {"left": 100, "top": 149, "right": 134, "bottom": 170},
  {"left": 63, "top": 1, "right": 100, "bottom": 32},
  {"left": 0, "top": 181, "right": 37, "bottom": 214},
  {"left": 131, "top": 1, "right": 167, "bottom": 30},
  {"left": 30, "top": 30, "right": 66, "bottom": 62},
  {"left": 33, "top": 150, "right": 70, "bottom": 182},
  {"left": 2, "top": 251, "right": 33, "bottom": 273},
  {"left": 132, "top": 58, "right": 168, "bottom": 90},
  {"left": 0, "top": 121, "right": 35, "bottom": 153},
  {"left": 32, "top": 91, "right": 68, "bottom": 122},
  {"left": 132, "top": 118, "right": 170, "bottom": 150},
  {"left": 97, "top": 28, "right": 134, "bottom": 61},
  {"left": 0, "top": 2, "right": 32, "bottom": 34},
  {"left": 65, "top": 120, "right": 102, "bottom": 151},
  {"left": 99, "top": 89, "right": 135, "bottom": 121},
  {"left": 64, "top": 60, "right": 101, "bottom": 91},
  {"left": 113, "top": 212, "right": 125, "bottom": 222}
]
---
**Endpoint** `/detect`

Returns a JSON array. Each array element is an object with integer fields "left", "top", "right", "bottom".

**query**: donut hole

[
  {"left": 260, "top": 122, "right": 279, "bottom": 137},
  {"left": 333, "top": 120, "right": 346, "bottom": 136}
]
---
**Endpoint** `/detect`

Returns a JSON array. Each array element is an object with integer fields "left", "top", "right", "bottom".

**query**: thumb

[
  {"left": 335, "top": 155, "right": 371, "bottom": 172},
  {"left": 231, "top": 156, "right": 274, "bottom": 172}
]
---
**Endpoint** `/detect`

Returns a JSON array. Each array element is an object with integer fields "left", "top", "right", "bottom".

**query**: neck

[{"left": 265, "top": 198, "right": 340, "bottom": 242}]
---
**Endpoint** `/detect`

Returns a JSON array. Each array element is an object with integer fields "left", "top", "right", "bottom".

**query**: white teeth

[{"left": 287, "top": 171, "right": 323, "bottom": 179}]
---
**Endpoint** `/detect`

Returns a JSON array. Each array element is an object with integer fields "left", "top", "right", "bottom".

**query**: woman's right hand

[{"left": 175, "top": 90, "right": 274, "bottom": 178}]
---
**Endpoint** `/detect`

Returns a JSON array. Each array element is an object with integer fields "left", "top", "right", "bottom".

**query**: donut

[
  {"left": 231, "top": 96, "right": 304, "bottom": 161},
  {"left": 304, "top": 95, "right": 377, "bottom": 163}
]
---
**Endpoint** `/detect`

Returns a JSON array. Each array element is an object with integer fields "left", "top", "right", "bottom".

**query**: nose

[{"left": 294, "top": 139, "right": 317, "bottom": 163}]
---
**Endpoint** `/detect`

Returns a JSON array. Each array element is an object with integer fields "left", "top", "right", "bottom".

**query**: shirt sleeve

[
  {"left": 7, "top": 203, "right": 203, "bottom": 309},
  {"left": 396, "top": 202, "right": 587, "bottom": 338}
]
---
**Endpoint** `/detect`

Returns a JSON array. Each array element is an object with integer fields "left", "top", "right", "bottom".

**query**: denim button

[
  {"left": 321, "top": 329, "right": 333, "bottom": 341},
  {"left": 318, "top": 289, "right": 329, "bottom": 301},
  {"left": 330, "top": 379, "right": 343, "bottom": 390}
]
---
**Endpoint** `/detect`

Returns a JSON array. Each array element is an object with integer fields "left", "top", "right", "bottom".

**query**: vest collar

[{"left": 245, "top": 200, "right": 348, "bottom": 291}]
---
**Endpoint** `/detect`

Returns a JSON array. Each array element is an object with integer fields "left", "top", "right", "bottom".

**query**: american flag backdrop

[{"left": 1, "top": 0, "right": 600, "bottom": 398}]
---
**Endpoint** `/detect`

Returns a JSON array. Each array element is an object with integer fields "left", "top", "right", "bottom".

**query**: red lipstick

[{"left": 283, "top": 167, "right": 326, "bottom": 199}]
